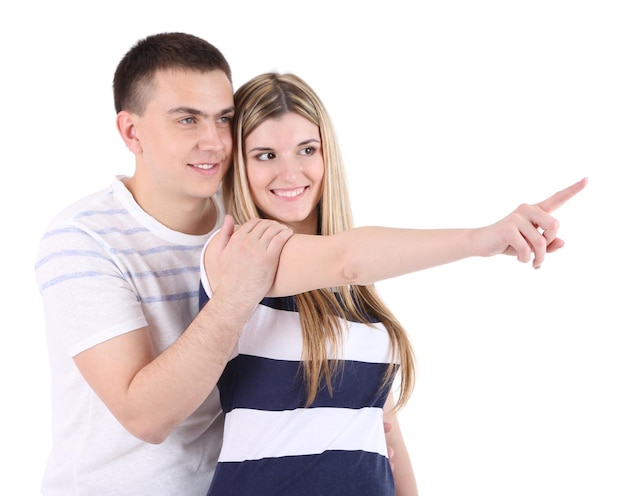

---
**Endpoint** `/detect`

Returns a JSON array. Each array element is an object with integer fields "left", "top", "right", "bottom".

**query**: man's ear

[{"left": 116, "top": 110, "right": 142, "bottom": 154}]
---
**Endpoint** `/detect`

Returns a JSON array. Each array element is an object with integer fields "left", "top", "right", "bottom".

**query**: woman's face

[{"left": 244, "top": 112, "right": 324, "bottom": 235}]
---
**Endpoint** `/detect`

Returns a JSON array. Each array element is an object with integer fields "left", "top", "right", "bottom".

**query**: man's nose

[{"left": 198, "top": 123, "right": 224, "bottom": 151}]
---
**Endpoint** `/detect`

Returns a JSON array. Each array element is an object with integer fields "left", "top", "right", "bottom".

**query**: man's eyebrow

[{"left": 167, "top": 106, "right": 235, "bottom": 117}]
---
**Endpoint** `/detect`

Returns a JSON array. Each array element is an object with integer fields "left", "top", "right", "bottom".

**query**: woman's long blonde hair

[{"left": 224, "top": 72, "right": 415, "bottom": 410}]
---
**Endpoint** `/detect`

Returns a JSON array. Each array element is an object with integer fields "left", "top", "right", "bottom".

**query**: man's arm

[{"left": 74, "top": 219, "right": 292, "bottom": 443}]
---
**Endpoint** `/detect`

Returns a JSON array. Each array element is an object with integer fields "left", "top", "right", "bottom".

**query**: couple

[{"left": 34, "top": 32, "right": 586, "bottom": 496}]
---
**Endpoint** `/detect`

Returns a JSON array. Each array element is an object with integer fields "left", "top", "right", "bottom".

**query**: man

[{"left": 35, "top": 32, "right": 293, "bottom": 495}]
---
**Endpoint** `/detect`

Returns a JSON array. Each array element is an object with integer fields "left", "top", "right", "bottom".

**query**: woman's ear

[{"left": 116, "top": 110, "right": 142, "bottom": 154}]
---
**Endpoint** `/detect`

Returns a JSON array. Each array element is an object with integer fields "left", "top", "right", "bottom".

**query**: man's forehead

[
  {"left": 146, "top": 68, "right": 234, "bottom": 111},
  {"left": 150, "top": 67, "right": 230, "bottom": 90}
]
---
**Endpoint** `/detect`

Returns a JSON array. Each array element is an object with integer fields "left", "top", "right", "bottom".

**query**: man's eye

[
  {"left": 218, "top": 115, "right": 233, "bottom": 126},
  {"left": 180, "top": 117, "right": 195, "bottom": 125}
]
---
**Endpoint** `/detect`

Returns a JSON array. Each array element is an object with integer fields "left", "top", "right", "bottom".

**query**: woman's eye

[
  {"left": 257, "top": 152, "right": 276, "bottom": 161},
  {"left": 299, "top": 146, "right": 315, "bottom": 156}
]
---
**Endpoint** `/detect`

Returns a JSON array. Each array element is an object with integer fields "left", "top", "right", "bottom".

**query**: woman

[{"left": 201, "top": 73, "right": 586, "bottom": 495}]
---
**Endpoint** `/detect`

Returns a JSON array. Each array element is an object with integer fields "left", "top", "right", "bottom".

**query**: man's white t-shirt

[{"left": 35, "top": 176, "right": 225, "bottom": 496}]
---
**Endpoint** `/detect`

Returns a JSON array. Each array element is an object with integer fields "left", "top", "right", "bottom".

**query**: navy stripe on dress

[
  {"left": 207, "top": 450, "right": 394, "bottom": 496},
  {"left": 218, "top": 354, "right": 393, "bottom": 413}
]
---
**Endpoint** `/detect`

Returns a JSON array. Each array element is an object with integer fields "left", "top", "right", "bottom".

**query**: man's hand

[
  {"left": 384, "top": 421, "right": 395, "bottom": 471},
  {"left": 207, "top": 215, "right": 293, "bottom": 306}
]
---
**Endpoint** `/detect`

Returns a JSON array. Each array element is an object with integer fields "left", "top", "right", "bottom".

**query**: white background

[{"left": 2, "top": 1, "right": 624, "bottom": 494}]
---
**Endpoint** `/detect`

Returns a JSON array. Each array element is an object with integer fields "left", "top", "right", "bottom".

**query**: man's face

[{"left": 129, "top": 69, "right": 234, "bottom": 212}]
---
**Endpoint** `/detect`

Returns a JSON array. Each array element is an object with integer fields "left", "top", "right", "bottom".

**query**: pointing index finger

[{"left": 537, "top": 177, "right": 588, "bottom": 213}]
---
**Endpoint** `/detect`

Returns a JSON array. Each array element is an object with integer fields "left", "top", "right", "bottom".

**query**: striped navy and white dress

[{"left": 199, "top": 282, "right": 397, "bottom": 496}]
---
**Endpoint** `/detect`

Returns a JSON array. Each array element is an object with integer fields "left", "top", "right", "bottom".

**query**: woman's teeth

[{"left": 273, "top": 187, "right": 305, "bottom": 198}]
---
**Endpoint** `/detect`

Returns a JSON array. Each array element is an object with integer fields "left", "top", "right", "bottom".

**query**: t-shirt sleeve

[{"left": 35, "top": 222, "right": 148, "bottom": 357}]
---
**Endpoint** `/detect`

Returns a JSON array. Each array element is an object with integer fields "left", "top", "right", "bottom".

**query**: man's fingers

[
  {"left": 537, "top": 177, "right": 588, "bottom": 213},
  {"left": 267, "top": 228, "right": 293, "bottom": 257},
  {"left": 214, "top": 215, "right": 235, "bottom": 251},
  {"left": 228, "top": 218, "right": 294, "bottom": 259},
  {"left": 253, "top": 221, "right": 293, "bottom": 258},
  {"left": 235, "top": 217, "right": 263, "bottom": 235}
]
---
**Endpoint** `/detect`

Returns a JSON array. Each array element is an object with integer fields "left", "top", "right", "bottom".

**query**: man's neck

[{"left": 123, "top": 176, "right": 217, "bottom": 235}]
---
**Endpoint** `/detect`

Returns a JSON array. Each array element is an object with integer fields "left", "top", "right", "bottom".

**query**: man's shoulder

[{"left": 43, "top": 180, "right": 126, "bottom": 230}]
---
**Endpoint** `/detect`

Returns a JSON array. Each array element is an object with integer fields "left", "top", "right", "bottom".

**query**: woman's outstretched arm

[{"left": 205, "top": 178, "right": 586, "bottom": 297}]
